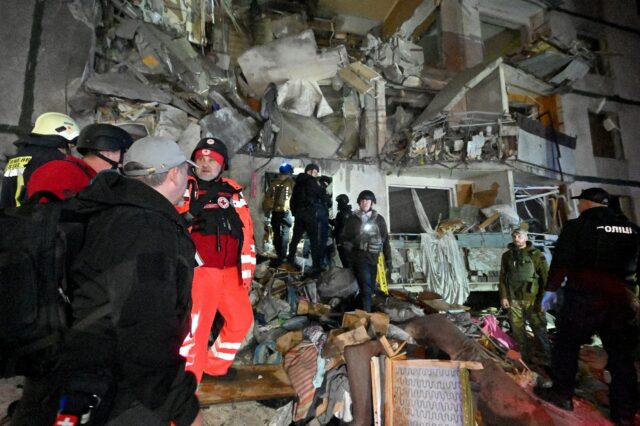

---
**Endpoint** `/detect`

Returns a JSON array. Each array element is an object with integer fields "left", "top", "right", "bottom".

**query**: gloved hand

[
  {"left": 540, "top": 291, "right": 557, "bottom": 312},
  {"left": 318, "top": 175, "right": 332, "bottom": 187}
]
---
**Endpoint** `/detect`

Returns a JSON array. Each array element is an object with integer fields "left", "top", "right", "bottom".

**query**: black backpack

[{"left": 0, "top": 196, "right": 92, "bottom": 377}]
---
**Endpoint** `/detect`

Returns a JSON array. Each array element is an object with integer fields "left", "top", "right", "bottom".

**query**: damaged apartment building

[
  {"left": 2, "top": 0, "right": 639, "bottom": 301},
  {"left": 1, "top": 0, "right": 639, "bottom": 423}
]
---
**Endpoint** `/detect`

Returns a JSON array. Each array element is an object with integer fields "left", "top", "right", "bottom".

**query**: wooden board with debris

[{"left": 198, "top": 364, "right": 296, "bottom": 406}]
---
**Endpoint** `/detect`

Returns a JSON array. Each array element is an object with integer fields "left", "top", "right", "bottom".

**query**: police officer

[
  {"left": 1, "top": 112, "right": 79, "bottom": 207},
  {"left": 341, "top": 190, "right": 392, "bottom": 312},
  {"left": 263, "top": 163, "right": 295, "bottom": 264},
  {"left": 285, "top": 163, "right": 331, "bottom": 275},
  {"left": 535, "top": 188, "right": 639, "bottom": 425},
  {"left": 179, "top": 137, "right": 256, "bottom": 382},
  {"left": 499, "top": 227, "right": 551, "bottom": 365},
  {"left": 331, "top": 194, "right": 353, "bottom": 268}
]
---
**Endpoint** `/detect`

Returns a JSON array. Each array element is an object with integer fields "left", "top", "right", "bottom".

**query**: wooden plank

[
  {"left": 456, "top": 183, "right": 473, "bottom": 205},
  {"left": 390, "top": 359, "right": 483, "bottom": 370},
  {"left": 384, "top": 357, "right": 394, "bottom": 425},
  {"left": 478, "top": 212, "right": 500, "bottom": 230},
  {"left": 379, "top": 336, "right": 396, "bottom": 358},
  {"left": 382, "top": 0, "right": 424, "bottom": 38},
  {"left": 198, "top": 364, "right": 296, "bottom": 406},
  {"left": 371, "top": 357, "right": 382, "bottom": 426}
]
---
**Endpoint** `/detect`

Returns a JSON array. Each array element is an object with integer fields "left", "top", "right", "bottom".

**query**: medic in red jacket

[{"left": 179, "top": 137, "right": 256, "bottom": 382}]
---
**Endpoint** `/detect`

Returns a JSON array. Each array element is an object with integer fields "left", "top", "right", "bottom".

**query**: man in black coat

[
  {"left": 330, "top": 194, "right": 352, "bottom": 268},
  {"left": 12, "top": 136, "right": 203, "bottom": 426},
  {"left": 285, "top": 163, "right": 331, "bottom": 275},
  {"left": 535, "top": 188, "right": 639, "bottom": 426}
]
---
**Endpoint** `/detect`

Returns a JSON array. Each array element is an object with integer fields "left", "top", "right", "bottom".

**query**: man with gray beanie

[
  {"left": 12, "top": 136, "right": 203, "bottom": 425},
  {"left": 535, "top": 187, "right": 639, "bottom": 425}
]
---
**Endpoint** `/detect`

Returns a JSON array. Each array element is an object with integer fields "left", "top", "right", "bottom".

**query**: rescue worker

[
  {"left": 180, "top": 137, "right": 256, "bottom": 382},
  {"left": 498, "top": 227, "right": 551, "bottom": 365},
  {"left": 1, "top": 112, "right": 79, "bottom": 207},
  {"left": 12, "top": 136, "right": 203, "bottom": 425},
  {"left": 285, "top": 163, "right": 331, "bottom": 275},
  {"left": 25, "top": 123, "right": 133, "bottom": 201},
  {"left": 330, "top": 194, "right": 353, "bottom": 268},
  {"left": 535, "top": 188, "right": 639, "bottom": 425},
  {"left": 263, "top": 162, "right": 295, "bottom": 264},
  {"left": 341, "top": 190, "right": 392, "bottom": 312}
]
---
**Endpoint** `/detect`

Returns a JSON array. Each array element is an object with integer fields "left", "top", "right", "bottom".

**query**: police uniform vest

[
  {"left": 506, "top": 248, "right": 540, "bottom": 300},
  {"left": 356, "top": 210, "right": 383, "bottom": 254}
]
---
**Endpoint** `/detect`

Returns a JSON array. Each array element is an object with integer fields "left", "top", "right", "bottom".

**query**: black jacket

[
  {"left": 342, "top": 209, "right": 392, "bottom": 269},
  {"left": 62, "top": 172, "right": 199, "bottom": 425},
  {"left": 289, "top": 172, "right": 330, "bottom": 216},
  {"left": 0, "top": 135, "right": 67, "bottom": 207},
  {"left": 331, "top": 204, "right": 352, "bottom": 244},
  {"left": 547, "top": 206, "right": 640, "bottom": 294}
]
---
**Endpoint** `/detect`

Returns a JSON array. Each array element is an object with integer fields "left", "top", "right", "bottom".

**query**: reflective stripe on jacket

[{"left": 222, "top": 178, "right": 256, "bottom": 288}]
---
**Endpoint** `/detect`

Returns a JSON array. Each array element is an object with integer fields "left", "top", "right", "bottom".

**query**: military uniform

[
  {"left": 263, "top": 173, "right": 295, "bottom": 262},
  {"left": 499, "top": 241, "right": 551, "bottom": 364}
]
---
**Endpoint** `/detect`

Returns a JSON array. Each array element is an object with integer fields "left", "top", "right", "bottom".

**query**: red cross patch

[{"left": 217, "top": 196, "right": 230, "bottom": 209}]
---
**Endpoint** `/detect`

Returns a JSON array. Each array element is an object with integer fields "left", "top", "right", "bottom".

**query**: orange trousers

[{"left": 180, "top": 266, "right": 253, "bottom": 383}]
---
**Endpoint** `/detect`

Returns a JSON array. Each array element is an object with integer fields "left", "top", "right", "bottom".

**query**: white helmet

[{"left": 31, "top": 112, "right": 80, "bottom": 142}]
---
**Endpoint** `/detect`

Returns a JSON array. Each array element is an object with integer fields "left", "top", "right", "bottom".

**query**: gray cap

[{"left": 123, "top": 136, "right": 196, "bottom": 176}]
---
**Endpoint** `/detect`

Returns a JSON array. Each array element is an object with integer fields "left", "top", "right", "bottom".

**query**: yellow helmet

[{"left": 31, "top": 112, "right": 80, "bottom": 141}]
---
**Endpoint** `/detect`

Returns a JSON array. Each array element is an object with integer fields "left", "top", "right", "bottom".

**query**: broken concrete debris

[
  {"left": 238, "top": 29, "right": 347, "bottom": 96},
  {"left": 7, "top": 2, "right": 629, "bottom": 423},
  {"left": 63, "top": 0, "right": 594, "bottom": 170},
  {"left": 191, "top": 262, "right": 615, "bottom": 425}
]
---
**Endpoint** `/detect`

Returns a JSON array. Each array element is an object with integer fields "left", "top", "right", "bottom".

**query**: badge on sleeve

[{"left": 217, "top": 196, "right": 230, "bottom": 209}]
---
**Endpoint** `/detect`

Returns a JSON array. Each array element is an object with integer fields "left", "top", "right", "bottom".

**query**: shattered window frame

[
  {"left": 588, "top": 111, "right": 624, "bottom": 160},
  {"left": 577, "top": 33, "right": 610, "bottom": 77},
  {"left": 388, "top": 186, "right": 452, "bottom": 233}
]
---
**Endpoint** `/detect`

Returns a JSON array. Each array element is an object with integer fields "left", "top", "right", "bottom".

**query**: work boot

[
  {"left": 534, "top": 386, "right": 573, "bottom": 411},
  {"left": 204, "top": 367, "right": 237, "bottom": 381}
]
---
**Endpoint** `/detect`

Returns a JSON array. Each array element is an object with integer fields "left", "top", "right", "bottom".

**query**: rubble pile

[{"left": 219, "top": 262, "right": 615, "bottom": 425}]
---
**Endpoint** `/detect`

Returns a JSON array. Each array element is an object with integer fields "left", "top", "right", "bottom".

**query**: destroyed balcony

[{"left": 397, "top": 56, "right": 580, "bottom": 182}]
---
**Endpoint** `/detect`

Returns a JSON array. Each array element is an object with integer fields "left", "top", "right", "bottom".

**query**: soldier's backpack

[
  {"left": 0, "top": 196, "right": 91, "bottom": 377},
  {"left": 271, "top": 181, "right": 291, "bottom": 213}
]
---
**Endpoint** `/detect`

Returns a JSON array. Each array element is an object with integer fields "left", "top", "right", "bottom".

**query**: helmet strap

[{"left": 94, "top": 151, "right": 121, "bottom": 170}]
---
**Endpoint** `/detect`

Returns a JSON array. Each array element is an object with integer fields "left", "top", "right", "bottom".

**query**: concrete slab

[
  {"left": 32, "top": 1, "right": 93, "bottom": 120},
  {"left": 0, "top": 2, "right": 35, "bottom": 126}
]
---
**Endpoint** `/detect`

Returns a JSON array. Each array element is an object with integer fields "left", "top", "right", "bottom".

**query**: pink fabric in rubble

[{"left": 480, "top": 314, "right": 516, "bottom": 349}]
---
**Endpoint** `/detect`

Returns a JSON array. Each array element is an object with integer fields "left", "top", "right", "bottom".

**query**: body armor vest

[
  {"left": 506, "top": 248, "right": 540, "bottom": 300},
  {"left": 357, "top": 211, "right": 383, "bottom": 254}
]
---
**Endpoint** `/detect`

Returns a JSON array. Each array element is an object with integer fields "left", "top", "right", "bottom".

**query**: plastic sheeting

[{"left": 411, "top": 189, "right": 470, "bottom": 304}]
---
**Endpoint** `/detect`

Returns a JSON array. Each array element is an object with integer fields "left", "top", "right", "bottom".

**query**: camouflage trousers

[{"left": 508, "top": 299, "right": 551, "bottom": 365}]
